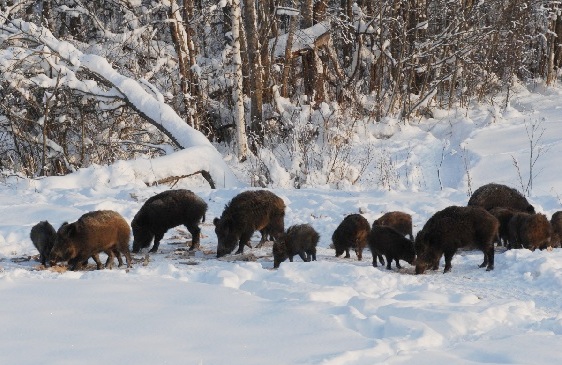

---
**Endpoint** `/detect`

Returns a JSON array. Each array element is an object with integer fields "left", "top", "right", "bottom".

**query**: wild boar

[
  {"left": 30, "top": 220, "right": 57, "bottom": 266},
  {"left": 489, "top": 207, "right": 516, "bottom": 247},
  {"left": 415, "top": 206, "right": 499, "bottom": 274},
  {"left": 273, "top": 224, "right": 319, "bottom": 268},
  {"left": 467, "top": 183, "right": 535, "bottom": 213},
  {"left": 550, "top": 211, "right": 562, "bottom": 248},
  {"left": 368, "top": 225, "right": 416, "bottom": 270},
  {"left": 50, "top": 210, "right": 132, "bottom": 270},
  {"left": 508, "top": 212, "right": 551, "bottom": 250},
  {"left": 132, "top": 189, "right": 208, "bottom": 253},
  {"left": 332, "top": 214, "right": 370, "bottom": 261},
  {"left": 214, "top": 190, "right": 285, "bottom": 257},
  {"left": 372, "top": 211, "right": 414, "bottom": 240}
]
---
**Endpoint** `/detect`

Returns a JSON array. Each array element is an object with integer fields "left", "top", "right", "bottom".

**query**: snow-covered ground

[{"left": 1, "top": 83, "right": 562, "bottom": 364}]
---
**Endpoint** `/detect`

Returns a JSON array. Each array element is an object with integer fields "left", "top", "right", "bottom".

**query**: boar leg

[
  {"left": 235, "top": 232, "right": 252, "bottom": 255},
  {"left": 186, "top": 223, "right": 201, "bottom": 251},
  {"left": 122, "top": 249, "right": 132, "bottom": 268},
  {"left": 310, "top": 249, "right": 317, "bottom": 261},
  {"left": 443, "top": 250, "right": 455, "bottom": 273},
  {"left": 372, "top": 250, "right": 385, "bottom": 267},
  {"left": 104, "top": 250, "right": 115, "bottom": 269},
  {"left": 482, "top": 246, "right": 494, "bottom": 271},
  {"left": 149, "top": 232, "right": 165, "bottom": 253},
  {"left": 344, "top": 248, "right": 351, "bottom": 258},
  {"left": 255, "top": 230, "right": 267, "bottom": 248},
  {"left": 91, "top": 254, "right": 104, "bottom": 270},
  {"left": 298, "top": 251, "right": 308, "bottom": 262},
  {"left": 68, "top": 255, "right": 91, "bottom": 271},
  {"left": 355, "top": 247, "right": 363, "bottom": 261},
  {"left": 113, "top": 249, "right": 124, "bottom": 267},
  {"left": 395, "top": 259, "right": 402, "bottom": 269},
  {"left": 431, "top": 254, "right": 441, "bottom": 270},
  {"left": 105, "top": 250, "right": 123, "bottom": 269},
  {"left": 385, "top": 255, "right": 393, "bottom": 270}
]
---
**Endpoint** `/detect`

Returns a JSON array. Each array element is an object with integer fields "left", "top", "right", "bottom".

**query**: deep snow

[{"left": 1, "top": 83, "right": 562, "bottom": 364}]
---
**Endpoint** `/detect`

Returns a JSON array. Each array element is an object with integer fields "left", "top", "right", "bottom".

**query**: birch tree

[
  {"left": 230, "top": 0, "right": 248, "bottom": 161},
  {"left": 168, "top": 0, "right": 199, "bottom": 129},
  {"left": 243, "top": 0, "right": 264, "bottom": 149}
]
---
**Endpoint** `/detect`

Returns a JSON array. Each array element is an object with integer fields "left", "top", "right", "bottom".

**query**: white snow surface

[{"left": 2, "top": 84, "right": 562, "bottom": 364}]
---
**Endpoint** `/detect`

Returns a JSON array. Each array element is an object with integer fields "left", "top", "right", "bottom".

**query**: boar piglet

[
  {"left": 549, "top": 211, "right": 562, "bottom": 248},
  {"left": 508, "top": 212, "right": 551, "bottom": 250},
  {"left": 368, "top": 225, "right": 415, "bottom": 270},
  {"left": 273, "top": 224, "right": 319, "bottom": 268},
  {"left": 332, "top": 214, "right": 370, "bottom": 261},
  {"left": 488, "top": 207, "right": 516, "bottom": 247}
]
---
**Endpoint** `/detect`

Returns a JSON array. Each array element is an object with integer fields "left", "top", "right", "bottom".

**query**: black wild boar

[
  {"left": 489, "top": 207, "right": 516, "bottom": 247},
  {"left": 368, "top": 225, "right": 416, "bottom": 270},
  {"left": 273, "top": 224, "right": 319, "bottom": 268},
  {"left": 508, "top": 212, "right": 551, "bottom": 250},
  {"left": 332, "top": 214, "right": 370, "bottom": 261},
  {"left": 373, "top": 211, "right": 414, "bottom": 240},
  {"left": 30, "top": 221, "right": 57, "bottom": 266},
  {"left": 50, "top": 210, "right": 132, "bottom": 270},
  {"left": 132, "top": 189, "right": 208, "bottom": 253},
  {"left": 415, "top": 206, "right": 499, "bottom": 274},
  {"left": 550, "top": 211, "right": 562, "bottom": 248},
  {"left": 467, "top": 183, "right": 535, "bottom": 213},
  {"left": 214, "top": 190, "right": 285, "bottom": 257}
]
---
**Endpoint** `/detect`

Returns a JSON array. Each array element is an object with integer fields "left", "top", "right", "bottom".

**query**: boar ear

[
  {"left": 213, "top": 217, "right": 220, "bottom": 226},
  {"left": 61, "top": 223, "right": 77, "bottom": 237}
]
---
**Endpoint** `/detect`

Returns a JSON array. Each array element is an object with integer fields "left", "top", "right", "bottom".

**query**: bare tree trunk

[
  {"left": 169, "top": 1, "right": 196, "bottom": 128},
  {"left": 300, "top": 0, "right": 325, "bottom": 104},
  {"left": 243, "top": 0, "right": 264, "bottom": 150},
  {"left": 301, "top": 0, "right": 315, "bottom": 101},
  {"left": 282, "top": 14, "right": 297, "bottom": 97},
  {"left": 182, "top": 0, "right": 201, "bottom": 129},
  {"left": 259, "top": 0, "right": 276, "bottom": 104},
  {"left": 232, "top": 0, "right": 248, "bottom": 161},
  {"left": 340, "top": 0, "right": 353, "bottom": 68}
]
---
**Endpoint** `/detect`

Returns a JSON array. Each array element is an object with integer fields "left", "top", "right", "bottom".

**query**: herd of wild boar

[{"left": 29, "top": 183, "right": 562, "bottom": 274}]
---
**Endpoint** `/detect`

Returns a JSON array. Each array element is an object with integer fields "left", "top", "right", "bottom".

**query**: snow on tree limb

[{"left": 1, "top": 19, "right": 242, "bottom": 188}]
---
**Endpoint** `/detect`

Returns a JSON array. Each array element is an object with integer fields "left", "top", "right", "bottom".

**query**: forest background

[{"left": 2, "top": 0, "right": 561, "bottom": 190}]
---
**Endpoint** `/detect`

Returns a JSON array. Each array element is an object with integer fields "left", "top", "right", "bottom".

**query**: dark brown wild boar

[
  {"left": 415, "top": 206, "right": 498, "bottom": 274},
  {"left": 273, "top": 224, "right": 319, "bottom": 268},
  {"left": 467, "top": 183, "right": 535, "bottom": 213},
  {"left": 368, "top": 225, "right": 415, "bottom": 270},
  {"left": 132, "top": 189, "right": 208, "bottom": 253},
  {"left": 214, "top": 190, "right": 285, "bottom": 257},
  {"left": 550, "top": 211, "right": 562, "bottom": 248},
  {"left": 332, "top": 214, "right": 370, "bottom": 261},
  {"left": 489, "top": 207, "right": 516, "bottom": 247},
  {"left": 30, "top": 221, "right": 57, "bottom": 266},
  {"left": 50, "top": 210, "right": 132, "bottom": 270},
  {"left": 508, "top": 212, "right": 551, "bottom": 250},
  {"left": 373, "top": 211, "right": 413, "bottom": 240}
]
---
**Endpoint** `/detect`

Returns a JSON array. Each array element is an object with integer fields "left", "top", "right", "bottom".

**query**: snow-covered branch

[{"left": 0, "top": 19, "right": 241, "bottom": 188}]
